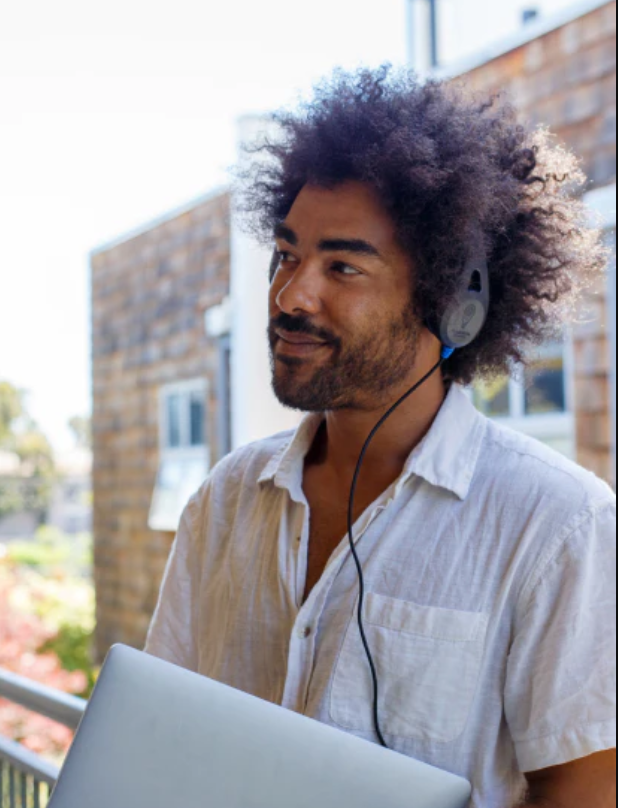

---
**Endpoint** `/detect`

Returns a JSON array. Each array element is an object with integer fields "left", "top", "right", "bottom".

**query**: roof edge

[
  {"left": 434, "top": 0, "right": 613, "bottom": 81},
  {"left": 90, "top": 184, "right": 230, "bottom": 258}
]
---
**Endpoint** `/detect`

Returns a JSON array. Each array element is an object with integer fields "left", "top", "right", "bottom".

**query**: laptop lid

[{"left": 49, "top": 645, "right": 471, "bottom": 808}]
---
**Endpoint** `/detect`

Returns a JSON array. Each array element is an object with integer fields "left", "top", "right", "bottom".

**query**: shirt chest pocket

[{"left": 330, "top": 593, "right": 489, "bottom": 744}]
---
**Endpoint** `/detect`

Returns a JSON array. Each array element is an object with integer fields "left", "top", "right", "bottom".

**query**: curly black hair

[{"left": 237, "top": 65, "right": 608, "bottom": 385}]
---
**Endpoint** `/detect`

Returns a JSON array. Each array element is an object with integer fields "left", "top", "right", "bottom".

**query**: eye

[
  {"left": 275, "top": 252, "right": 361, "bottom": 277},
  {"left": 331, "top": 261, "right": 361, "bottom": 277},
  {"left": 276, "top": 250, "right": 298, "bottom": 267}
]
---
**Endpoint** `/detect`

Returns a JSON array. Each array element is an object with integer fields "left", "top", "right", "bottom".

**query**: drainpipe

[{"left": 407, "top": 0, "right": 440, "bottom": 74}]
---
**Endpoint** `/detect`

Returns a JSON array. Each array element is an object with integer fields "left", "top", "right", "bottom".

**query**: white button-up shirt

[{"left": 145, "top": 385, "right": 616, "bottom": 808}]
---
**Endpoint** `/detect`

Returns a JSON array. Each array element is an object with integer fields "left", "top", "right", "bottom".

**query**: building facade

[{"left": 91, "top": 191, "right": 230, "bottom": 658}]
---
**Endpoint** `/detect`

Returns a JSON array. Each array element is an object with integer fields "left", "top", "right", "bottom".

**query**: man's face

[{"left": 268, "top": 182, "right": 423, "bottom": 413}]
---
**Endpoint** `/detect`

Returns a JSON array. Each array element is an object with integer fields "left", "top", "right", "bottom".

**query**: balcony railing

[{"left": 0, "top": 668, "right": 86, "bottom": 807}]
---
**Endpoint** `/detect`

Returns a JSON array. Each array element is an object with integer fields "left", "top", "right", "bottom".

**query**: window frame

[
  {"left": 149, "top": 379, "right": 211, "bottom": 533},
  {"left": 158, "top": 378, "right": 210, "bottom": 457},
  {"left": 468, "top": 333, "right": 576, "bottom": 457}
]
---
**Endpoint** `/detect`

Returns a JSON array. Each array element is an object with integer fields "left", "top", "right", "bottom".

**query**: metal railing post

[{"left": 0, "top": 667, "right": 87, "bottom": 806}]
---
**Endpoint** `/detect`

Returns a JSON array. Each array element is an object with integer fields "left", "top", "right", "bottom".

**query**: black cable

[{"left": 346, "top": 355, "right": 447, "bottom": 749}]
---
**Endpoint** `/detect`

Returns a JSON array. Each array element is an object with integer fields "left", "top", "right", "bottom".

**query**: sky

[{"left": 0, "top": 0, "right": 590, "bottom": 451}]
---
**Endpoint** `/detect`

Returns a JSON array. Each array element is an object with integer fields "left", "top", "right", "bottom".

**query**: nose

[{"left": 274, "top": 261, "right": 323, "bottom": 317}]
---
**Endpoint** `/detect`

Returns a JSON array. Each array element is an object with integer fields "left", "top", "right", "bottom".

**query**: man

[{"left": 146, "top": 67, "right": 616, "bottom": 807}]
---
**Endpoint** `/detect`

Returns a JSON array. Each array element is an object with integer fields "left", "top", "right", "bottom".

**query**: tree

[
  {"left": 15, "top": 430, "right": 56, "bottom": 522},
  {"left": 0, "top": 381, "right": 56, "bottom": 522},
  {"left": 0, "top": 380, "right": 25, "bottom": 447}
]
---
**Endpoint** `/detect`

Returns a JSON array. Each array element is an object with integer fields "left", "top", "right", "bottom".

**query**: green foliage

[
  {"left": 2, "top": 527, "right": 98, "bottom": 702},
  {"left": 0, "top": 380, "right": 25, "bottom": 446},
  {"left": 7, "top": 526, "right": 93, "bottom": 577},
  {"left": 0, "top": 477, "right": 24, "bottom": 515},
  {"left": 0, "top": 549, "right": 97, "bottom": 766},
  {"left": 39, "top": 624, "right": 98, "bottom": 698},
  {"left": 0, "top": 380, "right": 57, "bottom": 521}
]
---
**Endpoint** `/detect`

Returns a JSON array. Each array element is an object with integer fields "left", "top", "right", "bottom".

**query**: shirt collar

[{"left": 257, "top": 384, "right": 486, "bottom": 502}]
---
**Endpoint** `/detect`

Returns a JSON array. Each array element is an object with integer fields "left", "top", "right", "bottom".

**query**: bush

[
  {"left": 39, "top": 623, "right": 97, "bottom": 698},
  {"left": 0, "top": 532, "right": 97, "bottom": 763},
  {"left": 7, "top": 526, "right": 92, "bottom": 578},
  {"left": 0, "top": 564, "right": 81, "bottom": 761}
]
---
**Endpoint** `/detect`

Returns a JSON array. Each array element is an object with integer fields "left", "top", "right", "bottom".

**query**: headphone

[
  {"left": 271, "top": 235, "right": 491, "bottom": 749},
  {"left": 425, "top": 236, "right": 491, "bottom": 352}
]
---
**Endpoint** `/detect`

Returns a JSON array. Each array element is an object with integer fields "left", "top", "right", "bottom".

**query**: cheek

[{"left": 330, "top": 294, "right": 389, "bottom": 330}]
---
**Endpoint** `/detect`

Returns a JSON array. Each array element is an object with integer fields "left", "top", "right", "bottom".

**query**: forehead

[{"left": 282, "top": 182, "right": 400, "bottom": 250}]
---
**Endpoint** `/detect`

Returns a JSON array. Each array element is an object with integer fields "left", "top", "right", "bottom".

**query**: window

[
  {"left": 166, "top": 394, "right": 182, "bottom": 448},
  {"left": 472, "top": 338, "right": 575, "bottom": 458},
  {"left": 162, "top": 383, "right": 207, "bottom": 451},
  {"left": 190, "top": 391, "right": 206, "bottom": 447},
  {"left": 523, "top": 342, "right": 568, "bottom": 416},
  {"left": 149, "top": 380, "right": 210, "bottom": 533}
]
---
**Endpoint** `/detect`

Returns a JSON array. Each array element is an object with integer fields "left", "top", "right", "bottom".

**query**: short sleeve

[
  {"left": 144, "top": 490, "right": 204, "bottom": 672},
  {"left": 505, "top": 499, "right": 617, "bottom": 773}
]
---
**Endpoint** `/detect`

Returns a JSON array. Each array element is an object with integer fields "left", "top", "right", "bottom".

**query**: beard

[{"left": 268, "top": 303, "right": 422, "bottom": 413}]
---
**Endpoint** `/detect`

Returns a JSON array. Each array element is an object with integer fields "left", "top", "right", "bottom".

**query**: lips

[{"left": 275, "top": 329, "right": 330, "bottom": 346}]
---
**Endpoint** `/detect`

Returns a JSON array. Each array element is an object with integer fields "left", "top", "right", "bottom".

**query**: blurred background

[{"left": 0, "top": 0, "right": 615, "bottom": 795}]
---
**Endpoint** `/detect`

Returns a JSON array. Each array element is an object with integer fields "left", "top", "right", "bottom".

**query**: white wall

[{"left": 230, "top": 116, "right": 303, "bottom": 451}]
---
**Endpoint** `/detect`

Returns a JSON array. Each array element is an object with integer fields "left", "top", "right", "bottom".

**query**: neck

[{"left": 309, "top": 344, "right": 448, "bottom": 490}]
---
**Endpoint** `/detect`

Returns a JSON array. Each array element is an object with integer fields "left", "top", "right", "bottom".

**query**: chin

[{"left": 272, "top": 380, "right": 322, "bottom": 413}]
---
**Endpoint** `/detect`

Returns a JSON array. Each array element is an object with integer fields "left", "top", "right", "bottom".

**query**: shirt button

[{"left": 298, "top": 626, "right": 312, "bottom": 640}]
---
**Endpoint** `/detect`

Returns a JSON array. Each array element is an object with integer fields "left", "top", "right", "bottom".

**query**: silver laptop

[{"left": 49, "top": 644, "right": 471, "bottom": 808}]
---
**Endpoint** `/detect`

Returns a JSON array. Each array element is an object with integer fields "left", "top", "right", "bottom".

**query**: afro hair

[{"left": 237, "top": 65, "right": 608, "bottom": 385}]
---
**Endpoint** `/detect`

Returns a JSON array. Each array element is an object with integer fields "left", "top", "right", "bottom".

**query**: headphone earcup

[
  {"left": 439, "top": 293, "right": 489, "bottom": 350},
  {"left": 432, "top": 239, "right": 491, "bottom": 350}
]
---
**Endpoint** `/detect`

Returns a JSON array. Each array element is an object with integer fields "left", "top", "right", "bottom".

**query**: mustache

[{"left": 270, "top": 315, "right": 338, "bottom": 345}]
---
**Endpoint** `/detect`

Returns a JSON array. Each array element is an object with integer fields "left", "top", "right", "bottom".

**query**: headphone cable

[{"left": 346, "top": 349, "right": 452, "bottom": 749}]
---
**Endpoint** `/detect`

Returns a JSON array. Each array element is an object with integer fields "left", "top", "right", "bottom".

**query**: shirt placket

[{"left": 280, "top": 500, "right": 389, "bottom": 715}]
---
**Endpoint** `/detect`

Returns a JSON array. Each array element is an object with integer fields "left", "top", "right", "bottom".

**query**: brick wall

[
  {"left": 456, "top": 2, "right": 616, "bottom": 184},
  {"left": 456, "top": 1, "right": 616, "bottom": 485},
  {"left": 575, "top": 271, "right": 615, "bottom": 485},
  {"left": 91, "top": 191, "right": 230, "bottom": 659}
]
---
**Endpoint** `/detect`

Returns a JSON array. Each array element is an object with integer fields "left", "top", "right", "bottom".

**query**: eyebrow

[{"left": 274, "top": 223, "right": 382, "bottom": 259}]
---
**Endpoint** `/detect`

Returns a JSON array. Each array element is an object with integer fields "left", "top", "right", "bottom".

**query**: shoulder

[
  {"left": 178, "top": 427, "right": 297, "bottom": 542},
  {"left": 191, "top": 427, "right": 297, "bottom": 504},
  {"left": 481, "top": 417, "right": 614, "bottom": 509},
  {"left": 475, "top": 418, "right": 615, "bottom": 561},
  {"left": 471, "top": 417, "right": 616, "bottom": 602},
  {"left": 216, "top": 428, "right": 297, "bottom": 482}
]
